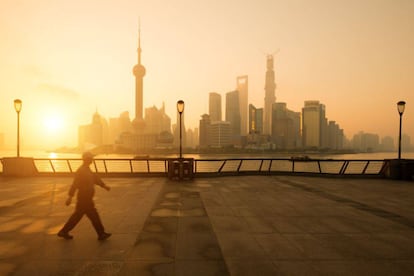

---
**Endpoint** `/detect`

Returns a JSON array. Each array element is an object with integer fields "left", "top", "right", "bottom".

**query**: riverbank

[{"left": 1, "top": 149, "right": 414, "bottom": 160}]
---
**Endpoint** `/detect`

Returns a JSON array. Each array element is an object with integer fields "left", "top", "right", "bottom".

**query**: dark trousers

[{"left": 60, "top": 202, "right": 105, "bottom": 236}]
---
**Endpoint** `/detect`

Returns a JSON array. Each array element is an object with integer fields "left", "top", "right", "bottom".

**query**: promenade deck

[{"left": 1, "top": 176, "right": 414, "bottom": 275}]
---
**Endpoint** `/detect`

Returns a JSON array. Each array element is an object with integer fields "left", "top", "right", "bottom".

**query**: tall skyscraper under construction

[{"left": 263, "top": 55, "right": 276, "bottom": 135}]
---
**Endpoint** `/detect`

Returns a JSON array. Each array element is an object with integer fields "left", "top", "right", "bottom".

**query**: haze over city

[{"left": 1, "top": 0, "right": 413, "bottom": 150}]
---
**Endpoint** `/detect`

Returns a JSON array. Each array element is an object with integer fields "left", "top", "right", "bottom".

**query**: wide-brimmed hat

[{"left": 82, "top": 151, "right": 95, "bottom": 160}]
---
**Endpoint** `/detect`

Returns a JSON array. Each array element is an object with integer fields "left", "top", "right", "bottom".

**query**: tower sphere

[{"left": 133, "top": 64, "right": 146, "bottom": 77}]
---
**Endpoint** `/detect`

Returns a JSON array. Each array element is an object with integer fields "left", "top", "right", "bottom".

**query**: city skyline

[{"left": 1, "top": 0, "right": 413, "bottom": 149}]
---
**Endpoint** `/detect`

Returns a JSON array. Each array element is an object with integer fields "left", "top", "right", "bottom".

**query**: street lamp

[
  {"left": 397, "top": 100, "right": 406, "bottom": 160},
  {"left": 14, "top": 99, "right": 22, "bottom": 157},
  {"left": 177, "top": 100, "right": 184, "bottom": 159}
]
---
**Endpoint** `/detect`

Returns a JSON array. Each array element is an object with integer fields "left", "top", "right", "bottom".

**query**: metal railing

[
  {"left": 194, "top": 158, "right": 386, "bottom": 177},
  {"left": 0, "top": 157, "right": 388, "bottom": 177}
]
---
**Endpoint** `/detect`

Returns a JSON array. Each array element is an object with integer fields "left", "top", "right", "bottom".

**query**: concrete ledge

[
  {"left": 383, "top": 159, "right": 414, "bottom": 180},
  {"left": 2, "top": 157, "right": 38, "bottom": 176}
]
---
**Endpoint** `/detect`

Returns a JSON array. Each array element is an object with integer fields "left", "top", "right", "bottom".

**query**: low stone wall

[
  {"left": 1, "top": 157, "right": 38, "bottom": 176},
  {"left": 383, "top": 159, "right": 414, "bottom": 181}
]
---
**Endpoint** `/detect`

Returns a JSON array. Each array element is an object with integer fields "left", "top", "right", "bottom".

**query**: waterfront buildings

[
  {"left": 209, "top": 92, "right": 222, "bottom": 122},
  {"left": 209, "top": 121, "right": 231, "bottom": 148},
  {"left": 186, "top": 128, "right": 199, "bottom": 149},
  {"left": 272, "top": 103, "right": 301, "bottom": 149},
  {"left": 145, "top": 104, "right": 171, "bottom": 136},
  {"left": 78, "top": 111, "right": 109, "bottom": 149},
  {"left": 199, "top": 114, "right": 211, "bottom": 148},
  {"left": 73, "top": 29, "right": 361, "bottom": 153},
  {"left": 108, "top": 111, "right": 132, "bottom": 144},
  {"left": 226, "top": 90, "right": 241, "bottom": 146},
  {"left": 380, "top": 136, "right": 395, "bottom": 152},
  {"left": 248, "top": 104, "right": 263, "bottom": 135},
  {"left": 237, "top": 75, "right": 248, "bottom": 136},
  {"left": 302, "top": 101, "right": 326, "bottom": 148},
  {"left": 327, "top": 121, "right": 344, "bottom": 150},
  {"left": 351, "top": 132, "right": 380, "bottom": 152},
  {"left": 197, "top": 114, "right": 231, "bottom": 149},
  {"left": 247, "top": 104, "right": 268, "bottom": 148},
  {"left": 263, "top": 55, "right": 276, "bottom": 135}
]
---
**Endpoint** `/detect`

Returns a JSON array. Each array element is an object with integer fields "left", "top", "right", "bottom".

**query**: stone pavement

[{"left": 1, "top": 175, "right": 414, "bottom": 275}]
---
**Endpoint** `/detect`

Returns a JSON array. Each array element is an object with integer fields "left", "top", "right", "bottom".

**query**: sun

[{"left": 43, "top": 116, "right": 64, "bottom": 133}]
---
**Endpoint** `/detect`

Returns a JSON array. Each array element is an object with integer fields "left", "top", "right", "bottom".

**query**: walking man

[{"left": 58, "top": 151, "right": 111, "bottom": 241}]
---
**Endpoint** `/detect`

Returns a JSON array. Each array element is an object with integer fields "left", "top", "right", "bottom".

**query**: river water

[{"left": 1, "top": 149, "right": 413, "bottom": 160}]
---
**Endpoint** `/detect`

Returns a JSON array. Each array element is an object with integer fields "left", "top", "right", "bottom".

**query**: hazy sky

[{"left": 1, "top": 0, "right": 413, "bottom": 149}]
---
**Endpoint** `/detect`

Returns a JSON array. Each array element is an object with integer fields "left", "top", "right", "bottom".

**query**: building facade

[
  {"left": 302, "top": 101, "right": 327, "bottom": 148},
  {"left": 248, "top": 104, "right": 263, "bottom": 134},
  {"left": 225, "top": 90, "right": 241, "bottom": 145},
  {"left": 209, "top": 92, "right": 222, "bottom": 122},
  {"left": 272, "top": 103, "right": 301, "bottom": 149},
  {"left": 209, "top": 121, "right": 231, "bottom": 148},
  {"left": 199, "top": 114, "right": 211, "bottom": 148},
  {"left": 236, "top": 75, "right": 248, "bottom": 136}
]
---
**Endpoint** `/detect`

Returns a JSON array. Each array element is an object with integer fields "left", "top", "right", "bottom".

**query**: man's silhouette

[{"left": 58, "top": 152, "right": 111, "bottom": 240}]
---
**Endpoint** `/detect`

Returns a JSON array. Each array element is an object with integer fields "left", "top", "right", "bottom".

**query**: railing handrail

[{"left": 0, "top": 157, "right": 389, "bottom": 177}]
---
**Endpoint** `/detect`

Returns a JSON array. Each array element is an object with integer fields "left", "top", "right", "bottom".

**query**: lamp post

[
  {"left": 177, "top": 100, "right": 184, "bottom": 159},
  {"left": 14, "top": 99, "right": 22, "bottom": 157},
  {"left": 397, "top": 101, "right": 406, "bottom": 160}
]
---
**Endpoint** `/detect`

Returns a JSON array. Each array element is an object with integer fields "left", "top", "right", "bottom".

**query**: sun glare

[{"left": 43, "top": 116, "right": 64, "bottom": 133}]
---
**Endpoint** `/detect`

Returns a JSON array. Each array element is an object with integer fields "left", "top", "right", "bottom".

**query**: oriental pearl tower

[{"left": 133, "top": 24, "right": 146, "bottom": 121}]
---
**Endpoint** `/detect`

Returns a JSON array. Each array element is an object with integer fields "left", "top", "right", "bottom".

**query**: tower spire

[{"left": 138, "top": 18, "right": 142, "bottom": 65}]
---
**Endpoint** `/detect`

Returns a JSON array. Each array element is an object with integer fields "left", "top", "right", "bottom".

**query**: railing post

[
  {"left": 218, "top": 160, "right": 226, "bottom": 173},
  {"left": 49, "top": 160, "right": 56, "bottom": 173},
  {"left": 93, "top": 160, "right": 99, "bottom": 173},
  {"left": 129, "top": 160, "right": 133, "bottom": 173},
  {"left": 237, "top": 160, "right": 243, "bottom": 173},
  {"left": 362, "top": 161, "right": 370, "bottom": 174},
  {"left": 259, "top": 160, "right": 264, "bottom": 172},
  {"left": 339, "top": 161, "right": 350, "bottom": 175},
  {"left": 67, "top": 160, "right": 73, "bottom": 173}
]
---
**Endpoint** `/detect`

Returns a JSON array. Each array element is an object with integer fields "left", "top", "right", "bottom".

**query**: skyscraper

[
  {"left": 209, "top": 121, "right": 231, "bottom": 148},
  {"left": 302, "top": 101, "right": 327, "bottom": 148},
  {"left": 263, "top": 55, "right": 276, "bottom": 135},
  {"left": 225, "top": 90, "right": 241, "bottom": 138},
  {"left": 272, "top": 103, "right": 301, "bottom": 149},
  {"left": 248, "top": 104, "right": 263, "bottom": 134},
  {"left": 145, "top": 103, "right": 171, "bottom": 135},
  {"left": 199, "top": 114, "right": 211, "bottom": 148},
  {"left": 132, "top": 24, "right": 146, "bottom": 120},
  {"left": 209, "top": 92, "right": 222, "bottom": 122},
  {"left": 236, "top": 75, "right": 248, "bottom": 136}
]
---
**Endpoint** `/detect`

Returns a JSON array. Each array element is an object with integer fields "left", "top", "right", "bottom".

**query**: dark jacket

[{"left": 69, "top": 164, "right": 105, "bottom": 205}]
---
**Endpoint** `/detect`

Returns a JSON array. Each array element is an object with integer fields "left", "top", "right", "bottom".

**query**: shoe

[
  {"left": 57, "top": 231, "right": 73, "bottom": 240},
  {"left": 98, "top": 232, "right": 112, "bottom": 241}
]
